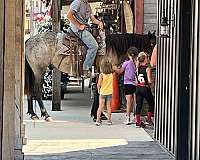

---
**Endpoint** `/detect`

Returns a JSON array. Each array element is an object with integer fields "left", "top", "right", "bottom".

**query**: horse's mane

[{"left": 106, "top": 33, "right": 152, "bottom": 56}]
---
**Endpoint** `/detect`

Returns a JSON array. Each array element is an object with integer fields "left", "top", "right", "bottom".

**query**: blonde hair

[
  {"left": 100, "top": 58, "right": 113, "bottom": 74},
  {"left": 138, "top": 52, "right": 147, "bottom": 63}
]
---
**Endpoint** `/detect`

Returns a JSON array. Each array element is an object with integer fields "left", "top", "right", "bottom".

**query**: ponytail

[{"left": 137, "top": 52, "right": 147, "bottom": 66}]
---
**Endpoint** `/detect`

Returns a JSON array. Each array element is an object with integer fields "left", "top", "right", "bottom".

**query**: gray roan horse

[
  {"left": 25, "top": 29, "right": 155, "bottom": 121},
  {"left": 25, "top": 29, "right": 105, "bottom": 121}
]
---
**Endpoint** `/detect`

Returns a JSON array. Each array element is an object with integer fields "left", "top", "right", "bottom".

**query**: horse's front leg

[
  {"left": 35, "top": 75, "right": 53, "bottom": 122},
  {"left": 27, "top": 94, "right": 39, "bottom": 120}
]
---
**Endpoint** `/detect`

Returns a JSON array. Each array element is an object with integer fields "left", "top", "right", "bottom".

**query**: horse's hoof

[
  {"left": 45, "top": 116, "right": 53, "bottom": 122},
  {"left": 31, "top": 115, "right": 39, "bottom": 120}
]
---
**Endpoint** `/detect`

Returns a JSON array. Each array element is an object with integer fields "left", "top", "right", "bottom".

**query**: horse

[
  {"left": 25, "top": 28, "right": 155, "bottom": 121},
  {"left": 24, "top": 27, "right": 103, "bottom": 121},
  {"left": 90, "top": 31, "right": 156, "bottom": 121},
  {"left": 105, "top": 31, "right": 156, "bottom": 63}
]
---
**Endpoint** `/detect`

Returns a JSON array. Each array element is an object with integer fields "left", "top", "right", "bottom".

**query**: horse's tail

[{"left": 24, "top": 57, "right": 35, "bottom": 95}]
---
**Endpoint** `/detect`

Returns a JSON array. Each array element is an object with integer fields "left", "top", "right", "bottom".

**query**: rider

[{"left": 67, "top": 0, "right": 104, "bottom": 77}]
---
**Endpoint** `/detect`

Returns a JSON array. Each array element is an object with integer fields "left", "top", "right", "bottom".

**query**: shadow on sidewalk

[{"left": 25, "top": 141, "right": 174, "bottom": 160}]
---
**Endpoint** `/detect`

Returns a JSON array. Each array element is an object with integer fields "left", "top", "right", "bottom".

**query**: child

[
  {"left": 90, "top": 74, "right": 108, "bottom": 122},
  {"left": 113, "top": 47, "right": 138, "bottom": 125},
  {"left": 96, "top": 58, "right": 113, "bottom": 126},
  {"left": 135, "top": 52, "right": 155, "bottom": 128}
]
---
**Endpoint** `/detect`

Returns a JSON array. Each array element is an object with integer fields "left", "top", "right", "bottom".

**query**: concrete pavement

[{"left": 23, "top": 84, "right": 174, "bottom": 160}]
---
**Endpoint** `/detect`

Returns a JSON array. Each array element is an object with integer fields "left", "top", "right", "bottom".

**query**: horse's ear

[
  {"left": 153, "top": 30, "right": 156, "bottom": 35},
  {"left": 148, "top": 31, "right": 152, "bottom": 39}
]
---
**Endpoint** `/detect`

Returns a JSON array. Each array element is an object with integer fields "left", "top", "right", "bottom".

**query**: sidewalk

[{"left": 23, "top": 85, "right": 174, "bottom": 160}]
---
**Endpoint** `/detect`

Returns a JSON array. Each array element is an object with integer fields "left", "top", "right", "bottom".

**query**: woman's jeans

[{"left": 75, "top": 29, "right": 98, "bottom": 70}]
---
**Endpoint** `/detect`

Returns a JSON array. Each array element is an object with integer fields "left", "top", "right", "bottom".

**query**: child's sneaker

[
  {"left": 123, "top": 116, "right": 131, "bottom": 125},
  {"left": 95, "top": 121, "right": 101, "bottom": 126},
  {"left": 135, "top": 122, "right": 141, "bottom": 128},
  {"left": 135, "top": 122, "right": 146, "bottom": 128},
  {"left": 107, "top": 121, "right": 112, "bottom": 125},
  {"left": 145, "top": 119, "right": 154, "bottom": 126}
]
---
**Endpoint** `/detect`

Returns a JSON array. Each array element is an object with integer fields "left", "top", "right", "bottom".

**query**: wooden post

[
  {"left": 0, "top": 0, "right": 5, "bottom": 158},
  {"left": 0, "top": 0, "right": 24, "bottom": 159},
  {"left": 2, "top": 0, "right": 16, "bottom": 159},
  {"left": 15, "top": 0, "right": 25, "bottom": 159},
  {"left": 52, "top": 0, "right": 61, "bottom": 111},
  {"left": 134, "top": 0, "right": 144, "bottom": 34}
]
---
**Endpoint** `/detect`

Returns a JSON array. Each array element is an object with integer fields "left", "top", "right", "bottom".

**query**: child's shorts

[
  {"left": 124, "top": 84, "right": 136, "bottom": 95},
  {"left": 99, "top": 94, "right": 112, "bottom": 101}
]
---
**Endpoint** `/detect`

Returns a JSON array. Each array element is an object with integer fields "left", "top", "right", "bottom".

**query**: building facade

[
  {"left": 156, "top": 0, "right": 200, "bottom": 159},
  {"left": 25, "top": 0, "right": 48, "bottom": 34},
  {"left": 144, "top": 0, "right": 157, "bottom": 33}
]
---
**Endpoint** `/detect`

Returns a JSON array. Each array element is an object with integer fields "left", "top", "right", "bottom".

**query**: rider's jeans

[{"left": 76, "top": 29, "right": 98, "bottom": 70}]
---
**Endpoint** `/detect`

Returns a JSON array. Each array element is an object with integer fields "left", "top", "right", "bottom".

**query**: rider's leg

[{"left": 77, "top": 30, "right": 98, "bottom": 70}]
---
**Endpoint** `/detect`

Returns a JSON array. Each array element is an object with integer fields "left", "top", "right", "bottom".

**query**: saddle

[
  {"left": 61, "top": 28, "right": 85, "bottom": 51},
  {"left": 52, "top": 29, "right": 86, "bottom": 77},
  {"left": 62, "top": 27, "right": 100, "bottom": 47},
  {"left": 52, "top": 28, "right": 105, "bottom": 77}
]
